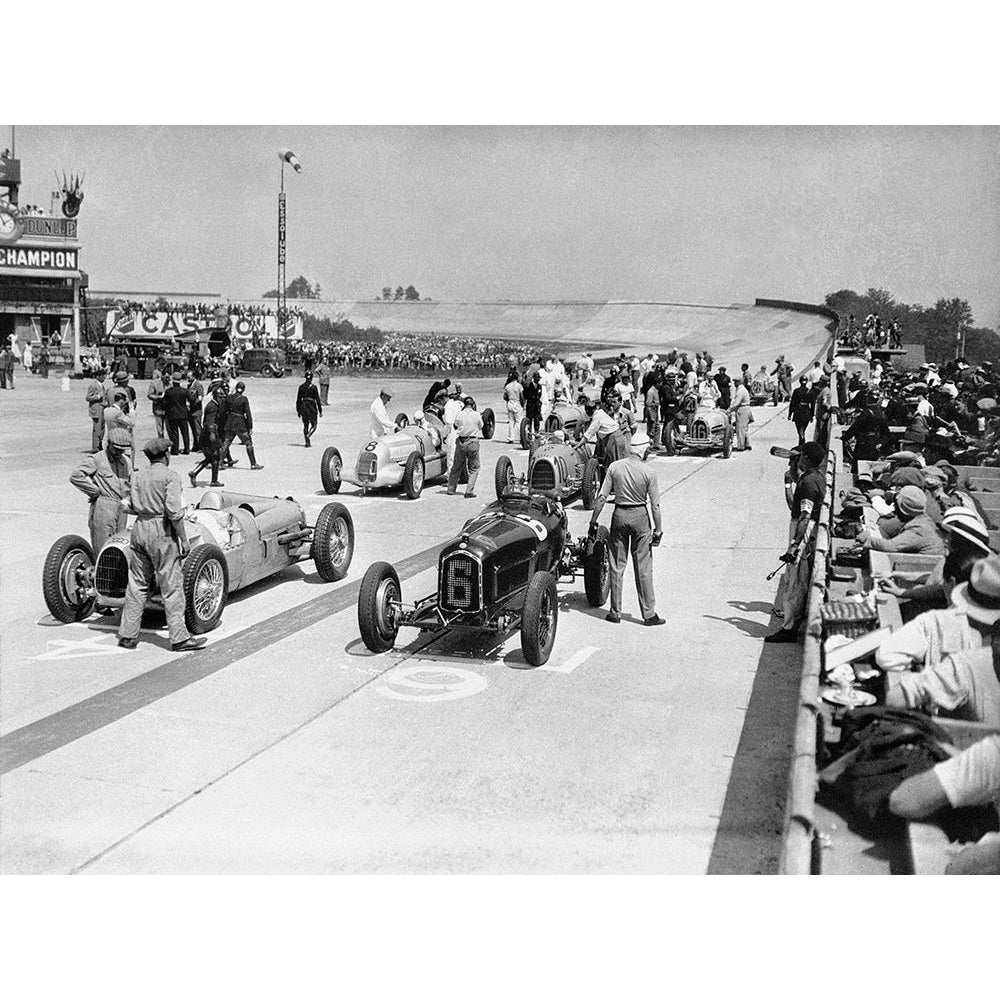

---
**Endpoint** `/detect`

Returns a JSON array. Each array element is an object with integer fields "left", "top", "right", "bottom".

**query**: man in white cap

[
  {"left": 369, "top": 387, "right": 397, "bottom": 441},
  {"left": 884, "top": 555, "right": 1000, "bottom": 729},
  {"left": 857, "top": 485, "right": 944, "bottom": 554}
]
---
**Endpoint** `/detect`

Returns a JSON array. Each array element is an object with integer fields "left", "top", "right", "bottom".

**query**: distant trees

[
  {"left": 379, "top": 284, "right": 422, "bottom": 301},
  {"left": 263, "top": 275, "right": 321, "bottom": 299},
  {"left": 824, "top": 287, "right": 997, "bottom": 366}
]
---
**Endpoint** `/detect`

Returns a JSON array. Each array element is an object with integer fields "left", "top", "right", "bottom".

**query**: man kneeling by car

[{"left": 118, "top": 437, "right": 206, "bottom": 653}]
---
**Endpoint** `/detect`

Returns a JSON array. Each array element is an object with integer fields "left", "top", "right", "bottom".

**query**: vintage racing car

[
  {"left": 495, "top": 436, "right": 601, "bottom": 508},
  {"left": 42, "top": 491, "right": 355, "bottom": 633},
  {"left": 666, "top": 404, "right": 733, "bottom": 458},
  {"left": 749, "top": 372, "right": 776, "bottom": 405},
  {"left": 321, "top": 406, "right": 495, "bottom": 500},
  {"left": 519, "top": 399, "right": 591, "bottom": 449},
  {"left": 356, "top": 490, "right": 611, "bottom": 666}
]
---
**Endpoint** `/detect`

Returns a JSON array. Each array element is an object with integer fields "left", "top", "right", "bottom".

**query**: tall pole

[{"left": 277, "top": 160, "right": 286, "bottom": 351}]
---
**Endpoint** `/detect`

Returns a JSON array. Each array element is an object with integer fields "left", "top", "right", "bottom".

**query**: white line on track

[{"left": 537, "top": 645, "right": 599, "bottom": 674}]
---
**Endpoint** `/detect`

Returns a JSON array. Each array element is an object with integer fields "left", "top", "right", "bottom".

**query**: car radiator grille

[
  {"left": 95, "top": 547, "right": 129, "bottom": 599},
  {"left": 440, "top": 553, "right": 480, "bottom": 612},
  {"left": 357, "top": 453, "right": 378, "bottom": 480},
  {"left": 530, "top": 460, "right": 557, "bottom": 493}
]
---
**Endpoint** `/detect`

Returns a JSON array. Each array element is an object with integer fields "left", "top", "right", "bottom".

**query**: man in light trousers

[{"left": 588, "top": 450, "right": 665, "bottom": 626}]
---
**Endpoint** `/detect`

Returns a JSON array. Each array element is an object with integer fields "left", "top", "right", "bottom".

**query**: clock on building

[{"left": 0, "top": 205, "right": 24, "bottom": 242}]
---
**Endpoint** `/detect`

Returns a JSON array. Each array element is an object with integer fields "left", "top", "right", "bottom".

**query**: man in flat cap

[
  {"left": 118, "top": 437, "right": 205, "bottom": 652},
  {"left": 857, "top": 485, "right": 945, "bottom": 555},
  {"left": 70, "top": 425, "right": 133, "bottom": 555}
]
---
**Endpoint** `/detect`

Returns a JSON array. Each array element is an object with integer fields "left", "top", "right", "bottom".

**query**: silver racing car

[{"left": 42, "top": 491, "right": 355, "bottom": 634}]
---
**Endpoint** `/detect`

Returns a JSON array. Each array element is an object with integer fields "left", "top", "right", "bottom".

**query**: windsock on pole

[{"left": 279, "top": 148, "right": 302, "bottom": 173}]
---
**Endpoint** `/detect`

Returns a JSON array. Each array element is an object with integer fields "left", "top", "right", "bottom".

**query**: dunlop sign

[{"left": 0, "top": 245, "right": 79, "bottom": 270}]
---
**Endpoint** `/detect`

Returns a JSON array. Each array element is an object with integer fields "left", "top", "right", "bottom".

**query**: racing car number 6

[{"left": 376, "top": 665, "right": 488, "bottom": 703}]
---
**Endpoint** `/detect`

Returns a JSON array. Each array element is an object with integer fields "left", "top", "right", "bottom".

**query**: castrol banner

[{"left": 106, "top": 310, "right": 303, "bottom": 341}]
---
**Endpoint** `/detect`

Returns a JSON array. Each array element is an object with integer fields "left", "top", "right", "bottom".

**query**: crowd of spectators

[
  {"left": 108, "top": 300, "right": 304, "bottom": 320},
  {"left": 839, "top": 312, "right": 904, "bottom": 351}
]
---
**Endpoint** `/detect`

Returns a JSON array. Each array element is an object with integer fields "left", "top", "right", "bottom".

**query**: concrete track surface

[
  {"left": 0, "top": 325, "right": 825, "bottom": 874},
  {"left": 234, "top": 298, "right": 832, "bottom": 364}
]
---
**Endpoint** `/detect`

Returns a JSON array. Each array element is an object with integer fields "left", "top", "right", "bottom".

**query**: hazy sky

[{"left": 7, "top": 125, "right": 999, "bottom": 327}]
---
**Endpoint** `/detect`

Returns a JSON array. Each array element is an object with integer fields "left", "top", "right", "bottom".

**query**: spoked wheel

[
  {"left": 42, "top": 534, "right": 96, "bottom": 622},
  {"left": 312, "top": 502, "right": 355, "bottom": 581},
  {"left": 520, "top": 570, "right": 558, "bottom": 666},
  {"left": 584, "top": 525, "right": 611, "bottom": 607},
  {"left": 519, "top": 417, "right": 532, "bottom": 450},
  {"left": 358, "top": 562, "right": 401, "bottom": 653},
  {"left": 183, "top": 543, "right": 229, "bottom": 634}
]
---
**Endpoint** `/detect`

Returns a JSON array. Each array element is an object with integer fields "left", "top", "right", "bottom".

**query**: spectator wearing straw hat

[{"left": 884, "top": 556, "right": 1000, "bottom": 728}]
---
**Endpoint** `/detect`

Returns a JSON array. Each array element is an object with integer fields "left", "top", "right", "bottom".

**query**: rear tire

[
  {"left": 584, "top": 525, "right": 611, "bottom": 607},
  {"left": 403, "top": 451, "right": 425, "bottom": 499},
  {"left": 312, "top": 502, "right": 354, "bottom": 581},
  {"left": 182, "top": 543, "right": 229, "bottom": 634},
  {"left": 520, "top": 570, "right": 558, "bottom": 666},
  {"left": 358, "top": 562, "right": 401, "bottom": 653},
  {"left": 320, "top": 446, "right": 343, "bottom": 494},
  {"left": 663, "top": 421, "right": 677, "bottom": 456},
  {"left": 261, "top": 364, "right": 273, "bottom": 377},
  {"left": 481, "top": 408, "right": 495, "bottom": 439},
  {"left": 43, "top": 534, "right": 96, "bottom": 622},
  {"left": 581, "top": 456, "right": 601, "bottom": 510},
  {"left": 494, "top": 454, "right": 515, "bottom": 500}
]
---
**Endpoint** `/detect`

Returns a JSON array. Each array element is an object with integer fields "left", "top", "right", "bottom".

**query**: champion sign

[{"left": 0, "top": 245, "right": 79, "bottom": 270}]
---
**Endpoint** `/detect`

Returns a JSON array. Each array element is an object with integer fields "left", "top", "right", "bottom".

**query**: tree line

[{"left": 824, "top": 287, "right": 999, "bottom": 366}]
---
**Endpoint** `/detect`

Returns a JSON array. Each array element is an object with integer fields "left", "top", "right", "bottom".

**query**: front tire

[
  {"left": 274, "top": 369, "right": 285, "bottom": 379},
  {"left": 481, "top": 407, "right": 495, "bottom": 440},
  {"left": 403, "top": 451, "right": 425, "bottom": 499},
  {"left": 581, "top": 456, "right": 601, "bottom": 510},
  {"left": 519, "top": 417, "right": 532, "bottom": 450},
  {"left": 261, "top": 364, "right": 273, "bottom": 377},
  {"left": 584, "top": 525, "right": 611, "bottom": 607},
  {"left": 395, "top": 412, "right": 409, "bottom": 428},
  {"left": 312, "top": 502, "right": 355, "bottom": 581},
  {"left": 722, "top": 420, "right": 733, "bottom": 459},
  {"left": 358, "top": 562, "right": 401, "bottom": 653},
  {"left": 182, "top": 543, "right": 229, "bottom": 634},
  {"left": 43, "top": 534, "right": 96, "bottom": 622},
  {"left": 494, "top": 454, "right": 515, "bottom": 500},
  {"left": 520, "top": 570, "right": 558, "bottom": 666},
  {"left": 320, "top": 446, "right": 343, "bottom": 494}
]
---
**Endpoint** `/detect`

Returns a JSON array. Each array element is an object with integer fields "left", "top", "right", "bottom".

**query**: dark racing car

[{"left": 356, "top": 490, "right": 611, "bottom": 666}]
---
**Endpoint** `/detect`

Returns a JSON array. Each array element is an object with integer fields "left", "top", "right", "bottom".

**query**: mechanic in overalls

[
  {"left": 588, "top": 448, "right": 665, "bottom": 627},
  {"left": 70, "top": 425, "right": 133, "bottom": 554},
  {"left": 118, "top": 438, "right": 205, "bottom": 653}
]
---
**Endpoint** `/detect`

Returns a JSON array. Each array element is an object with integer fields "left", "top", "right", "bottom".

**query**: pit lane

[{"left": 1, "top": 369, "right": 809, "bottom": 873}]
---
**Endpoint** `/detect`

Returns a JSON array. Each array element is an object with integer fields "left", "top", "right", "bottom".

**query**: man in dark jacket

[
  {"left": 220, "top": 380, "right": 263, "bottom": 470},
  {"left": 713, "top": 366, "right": 732, "bottom": 410},
  {"left": 186, "top": 370, "right": 204, "bottom": 452},
  {"left": 296, "top": 371, "right": 323, "bottom": 446},
  {"left": 841, "top": 391, "right": 891, "bottom": 475},
  {"left": 787, "top": 375, "right": 816, "bottom": 447},
  {"left": 164, "top": 372, "right": 191, "bottom": 455},
  {"left": 190, "top": 386, "right": 226, "bottom": 487}
]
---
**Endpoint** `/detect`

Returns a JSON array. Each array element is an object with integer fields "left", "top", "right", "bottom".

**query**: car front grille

[
  {"left": 440, "top": 553, "right": 481, "bottom": 612},
  {"left": 357, "top": 453, "right": 378, "bottom": 480},
  {"left": 530, "top": 459, "right": 557, "bottom": 493},
  {"left": 95, "top": 547, "right": 129, "bottom": 599}
]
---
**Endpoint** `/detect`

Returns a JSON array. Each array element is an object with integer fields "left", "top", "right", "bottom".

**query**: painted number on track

[{"left": 376, "top": 666, "right": 488, "bottom": 703}]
